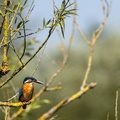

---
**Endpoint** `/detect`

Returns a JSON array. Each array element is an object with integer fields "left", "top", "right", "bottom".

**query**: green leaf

[
  {"left": 68, "top": 11, "right": 77, "bottom": 15},
  {"left": 20, "top": 7, "right": 24, "bottom": 11},
  {"left": 59, "top": 19, "right": 65, "bottom": 38},
  {"left": 17, "top": 20, "right": 29, "bottom": 28},
  {"left": 43, "top": 18, "right": 46, "bottom": 27},
  {"left": 67, "top": 8, "right": 77, "bottom": 11},
  {"left": 13, "top": 4, "right": 18, "bottom": 10},
  {"left": 54, "top": 5, "right": 59, "bottom": 13},
  {"left": 18, "top": 31, "right": 21, "bottom": 35},
  {"left": 64, "top": 0, "right": 70, "bottom": 7},
  {"left": 4, "top": 12, "right": 11, "bottom": 16},
  {"left": 23, "top": 0, "right": 28, "bottom": 6},
  {"left": 17, "top": 21, "right": 23, "bottom": 28},
  {"left": 25, "top": 52, "right": 31, "bottom": 57},
  {"left": 14, "top": 17, "right": 17, "bottom": 24},
  {"left": 65, "top": 2, "right": 75, "bottom": 9},
  {"left": 20, "top": 5, "right": 29, "bottom": 12},
  {"left": 61, "top": 0, "right": 66, "bottom": 9},
  {"left": 46, "top": 19, "right": 51, "bottom": 25},
  {"left": 24, "top": 20, "right": 29, "bottom": 24},
  {"left": 63, "top": 11, "right": 77, "bottom": 16}
]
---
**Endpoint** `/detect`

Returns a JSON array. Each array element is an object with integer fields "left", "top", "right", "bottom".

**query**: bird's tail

[{"left": 22, "top": 104, "right": 27, "bottom": 109}]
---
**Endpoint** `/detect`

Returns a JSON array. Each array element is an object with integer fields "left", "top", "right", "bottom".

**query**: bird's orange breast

[{"left": 21, "top": 83, "right": 34, "bottom": 102}]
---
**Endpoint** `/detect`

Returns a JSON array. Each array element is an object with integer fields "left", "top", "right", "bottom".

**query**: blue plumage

[
  {"left": 23, "top": 77, "right": 36, "bottom": 83},
  {"left": 18, "top": 87, "right": 23, "bottom": 100}
]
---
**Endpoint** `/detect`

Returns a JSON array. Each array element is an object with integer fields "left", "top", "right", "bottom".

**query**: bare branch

[
  {"left": 80, "top": 0, "right": 111, "bottom": 90},
  {"left": 38, "top": 83, "right": 97, "bottom": 120}
]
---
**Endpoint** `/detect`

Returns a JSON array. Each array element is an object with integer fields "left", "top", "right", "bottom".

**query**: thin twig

[
  {"left": 31, "top": 44, "right": 47, "bottom": 77},
  {"left": 6, "top": 93, "right": 18, "bottom": 102},
  {"left": 8, "top": 3, "right": 21, "bottom": 30},
  {"left": 75, "top": 19, "right": 91, "bottom": 46},
  {"left": 45, "top": 52, "right": 59, "bottom": 66},
  {"left": 10, "top": 0, "right": 34, "bottom": 40},
  {"left": 9, "top": 43, "right": 24, "bottom": 65},
  {"left": 18, "top": 14, "right": 27, "bottom": 60}
]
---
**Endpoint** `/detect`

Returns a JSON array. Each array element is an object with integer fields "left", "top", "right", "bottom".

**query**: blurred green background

[{"left": 0, "top": 0, "right": 120, "bottom": 120}]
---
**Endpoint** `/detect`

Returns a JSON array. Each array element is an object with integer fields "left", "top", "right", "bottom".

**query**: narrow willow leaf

[
  {"left": 20, "top": 7, "right": 24, "bottom": 11},
  {"left": 61, "top": 0, "right": 65, "bottom": 9},
  {"left": 54, "top": 5, "right": 59, "bottom": 12},
  {"left": 61, "top": 18, "right": 65, "bottom": 31},
  {"left": 46, "top": 19, "right": 51, "bottom": 25},
  {"left": 17, "top": 21, "right": 23, "bottom": 28},
  {"left": 68, "top": 12, "right": 77, "bottom": 15},
  {"left": 13, "top": 4, "right": 18, "bottom": 10},
  {"left": 23, "top": 0, "right": 28, "bottom": 6},
  {"left": 4, "top": 12, "right": 11, "bottom": 16},
  {"left": 65, "top": 2, "right": 75, "bottom": 9},
  {"left": 25, "top": 52, "right": 32, "bottom": 57},
  {"left": 24, "top": 20, "right": 29, "bottom": 24},
  {"left": 65, "top": 0, "right": 70, "bottom": 7},
  {"left": 17, "top": 20, "right": 29, "bottom": 28},
  {"left": 66, "top": 8, "right": 77, "bottom": 12},
  {"left": 59, "top": 19, "right": 65, "bottom": 38},
  {"left": 14, "top": 17, "right": 17, "bottom": 24},
  {"left": 43, "top": 18, "right": 46, "bottom": 27},
  {"left": 18, "top": 31, "right": 21, "bottom": 35},
  {"left": 63, "top": 11, "right": 77, "bottom": 16},
  {"left": 20, "top": 5, "right": 29, "bottom": 11}
]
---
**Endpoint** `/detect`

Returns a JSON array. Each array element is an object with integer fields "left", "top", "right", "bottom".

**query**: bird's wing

[{"left": 18, "top": 87, "right": 23, "bottom": 101}]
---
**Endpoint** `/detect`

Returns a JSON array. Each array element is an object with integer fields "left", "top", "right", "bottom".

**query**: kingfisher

[{"left": 18, "top": 77, "right": 44, "bottom": 109}]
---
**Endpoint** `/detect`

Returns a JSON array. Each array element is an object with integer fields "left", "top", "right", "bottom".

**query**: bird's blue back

[{"left": 18, "top": 86, "right": 23, "bottom": 100}]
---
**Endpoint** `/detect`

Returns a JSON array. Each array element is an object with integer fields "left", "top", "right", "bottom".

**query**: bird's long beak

[{"left": 35, "top": 80, "right": 44, "bottom": 85}]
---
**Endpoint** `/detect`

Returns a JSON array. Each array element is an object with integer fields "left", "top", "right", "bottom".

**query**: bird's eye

[{"left": 33, "top": 79, "right": 36, "bottom": 82}]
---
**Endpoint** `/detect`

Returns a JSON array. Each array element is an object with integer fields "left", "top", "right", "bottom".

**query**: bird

[{"left": 18, "top": 77, "right": 44, "bottom": 109}]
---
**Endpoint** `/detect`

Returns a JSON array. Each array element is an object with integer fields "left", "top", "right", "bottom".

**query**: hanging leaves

[{"left": 53, "top": 0, "right": 77, "bottom": 37}]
